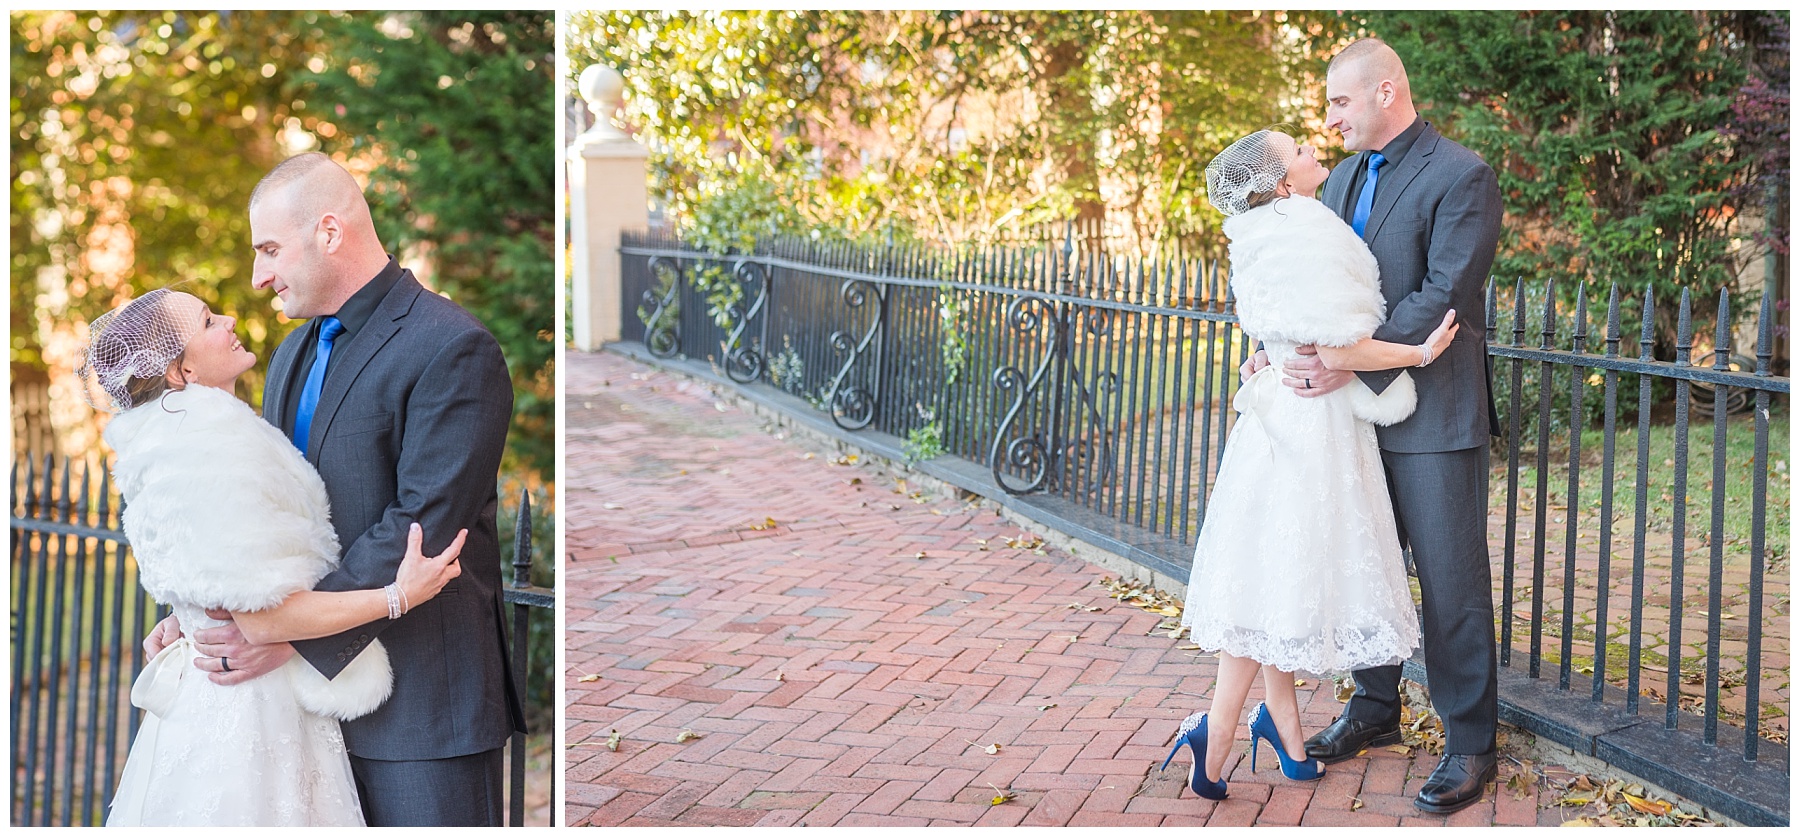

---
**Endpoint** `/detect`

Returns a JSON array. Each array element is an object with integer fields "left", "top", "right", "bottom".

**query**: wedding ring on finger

[
  {"left": 1305, "top": 378, "right": 1313, "bottom": 389},
  {"left": 221, "top": 657, "right": 232, "bottom": 673}
]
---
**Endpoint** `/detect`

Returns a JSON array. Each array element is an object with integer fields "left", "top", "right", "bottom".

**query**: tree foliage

[
  {"left": 566, "top": 10, "right": 1303, "bottom": 256},
  {"left": 571, "top": 11, "right": 1784, "bottom": 355},
  {"left": 304, "top": 11, "right": 556, "bottom": 482},
  {"left": 12, "top": 12, "right": 324, "bottom": 389},
  {"left": 1343, "top": 11, "right": 1782, "bottom": 341}
]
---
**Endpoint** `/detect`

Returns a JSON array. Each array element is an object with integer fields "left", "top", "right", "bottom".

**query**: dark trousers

[
  {"left": 350, "top": 747, "right": 505, "bottom": 826},
  {"left": 1345, "top": 445, "right": 1499, "bottom": 755}
]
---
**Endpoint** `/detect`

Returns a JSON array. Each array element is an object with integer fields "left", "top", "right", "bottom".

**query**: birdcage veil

[
  {"left": 1204, "top": 130, "right": 1290, "bottom": 218},
  {"left": 76, "top": 288, "right": 205, "bottom": 413}
]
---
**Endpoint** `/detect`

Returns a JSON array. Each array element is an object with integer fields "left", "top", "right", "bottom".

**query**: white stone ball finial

[{"left": 578, "top": 64, "right": 629, "bottom": 143}]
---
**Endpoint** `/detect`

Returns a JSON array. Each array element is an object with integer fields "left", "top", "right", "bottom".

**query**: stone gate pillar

[{"left": 568, "top": 64, "right": 648, "bottom": 351}]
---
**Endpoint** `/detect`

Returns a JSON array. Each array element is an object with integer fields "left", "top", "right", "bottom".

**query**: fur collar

[
  {"left": 1225, "top": 195, "right": 1386, "bottom": 349},
  {"left": 1223, "top": 196, "right": 1416, "bottom": 425},
  {"left": 107, "top": 385, "right": 341, "bottom": 612},
  {"left": 107, "top": 385, "right": 392, "bottom": 719}
]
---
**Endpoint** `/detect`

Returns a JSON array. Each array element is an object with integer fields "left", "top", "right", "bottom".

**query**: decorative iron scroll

[
  {"left": 723, "top": 260, "right": 769, "bottom": 383},
  {"left": 1066, "top": 308, "right": 1120, "bottom": 493},
  {"left": 989, "top": 297, "right": 1118, "bottom": 496},
  {"left": 989, "top": 296, "right": 1058, "bottom": 494},
  {"left": 825, "top": 278, "right": 885, "bottom": 430},
  {"left": 642, "top": 256, "right": 684, "bottom": 358}
]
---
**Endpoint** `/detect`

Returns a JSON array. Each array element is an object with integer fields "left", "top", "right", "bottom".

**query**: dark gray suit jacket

[
  {"left": 1321, "top": 123, "right": 1504, "bottom": 453},
  {"left": 265, "top": 268, "right": 526, "bottom": 761}
]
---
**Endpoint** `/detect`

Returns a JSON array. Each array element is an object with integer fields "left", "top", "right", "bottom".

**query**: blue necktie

[
  {"left": 292, "top": 317, "right": 345, "bottom": 456},
  {"left": 1350, "top": 152, "right": 1387, "bottom": 237}
]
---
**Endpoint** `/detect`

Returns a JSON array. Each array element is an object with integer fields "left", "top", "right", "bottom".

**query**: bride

[
  {"left": 81, "top": 287, "right": 466, "bottom": 826},
  {"left": 1164, "top": 129, "right": 1456, "bottom": 799}
]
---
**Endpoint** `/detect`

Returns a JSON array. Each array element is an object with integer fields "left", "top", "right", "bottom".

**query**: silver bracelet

[
  {"left": 397, "top": 583, "right": 411, "bottom": 617},
  {"left": 1419, "top": 343, "right": 1433, "bottom": 367},
  {"left": 384, "top": 583, "right": 402, "bottom": 620}
]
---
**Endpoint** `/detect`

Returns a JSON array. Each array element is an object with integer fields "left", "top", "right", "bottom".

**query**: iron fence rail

[
  {"left": 8, "top": 455, "right": 554, "bottom": 827},
  {"left": 618, "top": 230, "right": 1790, "bottom": 802}
]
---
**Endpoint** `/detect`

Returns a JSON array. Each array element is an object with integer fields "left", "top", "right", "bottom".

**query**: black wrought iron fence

[
  {"left": 9, "top": 455, "right": 555, "bottom": 827},
  {"left": 619, "top": 228, "right": 1789, "bottom": 823}
]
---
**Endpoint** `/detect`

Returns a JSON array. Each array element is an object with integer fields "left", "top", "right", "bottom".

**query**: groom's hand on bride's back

[
  {"left": 193, "top": 613, "right": 296, "bottom": 685},
  {"left": 1282, "top": 345, "right": 1353, "bottom": 397}
]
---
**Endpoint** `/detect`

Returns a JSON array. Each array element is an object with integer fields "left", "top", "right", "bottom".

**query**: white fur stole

[
  {"left": 1224, "top": 196, "right": 1416, "bottom": 425},
  {"left": 105, "top": 385, "right": 391, "bottom": 719}
]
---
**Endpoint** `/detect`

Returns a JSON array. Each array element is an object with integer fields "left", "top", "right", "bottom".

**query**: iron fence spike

[
  {"left": 1540, "top": 279, "right": 1558, "bottom": 349},
  {"left": 1676, "top": 288, "right": 1693, "bottom": 364},
  {"left": 1756, "top": 286, "right": 1773, "bottom": 376},
  {"left": 1714, "top": 286, "right": 1733, "bottom": 369},
  {"left": 1605, "top": 283, "right": 1623, "bottom": 356}
]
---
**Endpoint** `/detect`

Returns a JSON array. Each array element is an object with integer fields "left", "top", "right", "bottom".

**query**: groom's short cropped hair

[
  {"left": 1328, "top": 37, "right": 1409, "bottom": 88},
  {"left": 250, "top": 151, "right": 336, "bottom": 210}
]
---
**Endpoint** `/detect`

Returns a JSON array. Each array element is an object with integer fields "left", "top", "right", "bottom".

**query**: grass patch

[{"left": 1496, "top": 402, "right": 1789, "bottom": 564}]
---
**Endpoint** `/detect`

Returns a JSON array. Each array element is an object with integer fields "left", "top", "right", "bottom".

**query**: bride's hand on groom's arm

[
  {"left": 397, "top": 523, "right": 467, "bottom": 608},
  {"left": 192, "top": 615, "right": 296, "bottom": 685}
]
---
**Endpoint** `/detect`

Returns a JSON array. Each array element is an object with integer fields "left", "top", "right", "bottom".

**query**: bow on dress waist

[{"left": 130, "top": 636, "right": 195, "bottom": 719}]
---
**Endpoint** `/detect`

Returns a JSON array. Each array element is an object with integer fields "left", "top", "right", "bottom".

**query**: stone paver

[{"left": 565, "top": 349, "right": 1569, "bottom": 827}]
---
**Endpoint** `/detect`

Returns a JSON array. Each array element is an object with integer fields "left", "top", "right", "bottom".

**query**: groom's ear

[{"left": 316, "top": 212, "right": 345, "bottom": 254}]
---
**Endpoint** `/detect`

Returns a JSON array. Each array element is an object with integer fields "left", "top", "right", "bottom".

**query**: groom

[
  {"left": 147, "top": 152, "right": 525, "bottom": 825},
  {"left": 1250, "top": 38, "right": 1504, "bottom": 814}
]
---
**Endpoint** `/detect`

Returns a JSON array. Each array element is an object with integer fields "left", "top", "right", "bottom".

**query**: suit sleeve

[
  {"left": 1371, "top": 160, "right": 1502, "bottom": 344},
  {"left": 290, "top": 325, "right": 512, "bottom": 677}
]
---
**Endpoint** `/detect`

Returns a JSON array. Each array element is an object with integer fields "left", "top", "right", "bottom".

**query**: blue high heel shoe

[
  {"left": 1160, "top": 713, "right": 1229, "bottom": 800},
  {"left": 1248, "top": 702, "right": 1325, "bottom": 781}
]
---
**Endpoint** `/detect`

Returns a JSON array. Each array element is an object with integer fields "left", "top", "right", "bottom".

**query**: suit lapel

[
  {"left": 1361, "top": 126, "right": 1439, "bottom": 243},
  {"left": 304, "top": 272, "right": 422, "bottom": 460},
  {"left": 1325, "top": 155, "right": 1361, "bottom": 222},
  {"left": 262, "top": 320, "right": 311, "bottom": 432}
]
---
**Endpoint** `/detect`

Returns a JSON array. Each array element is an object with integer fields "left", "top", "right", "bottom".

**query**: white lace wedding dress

[
  {"left": 1180, "top": 196, "right": 1421, "bottom": 674},
  {"left": 107, "top": 608, "right": 365, "bottom": 826},
  {"left": 102, "top": 385, "right": 393, "bottom": 826}
]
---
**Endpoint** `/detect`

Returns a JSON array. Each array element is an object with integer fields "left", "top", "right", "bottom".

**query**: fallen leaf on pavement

[{"left": 1623, "top": 794, "right": 1672, "bottom": 816}]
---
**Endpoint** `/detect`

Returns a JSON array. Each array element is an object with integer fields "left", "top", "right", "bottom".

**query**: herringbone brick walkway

[{"left": 565, "top": 350, "right": 1564, "bottom": 827}]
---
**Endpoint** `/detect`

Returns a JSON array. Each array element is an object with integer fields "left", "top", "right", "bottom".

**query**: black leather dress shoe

[
  {"left": 1302, "top": 716, "right": 1401, "bottom": 764},
  {"left": 1414, "top": 751, "right": 1499, "bottom": 814}
]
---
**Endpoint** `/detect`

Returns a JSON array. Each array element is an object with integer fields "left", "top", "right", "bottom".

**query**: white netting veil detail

[
  {"left": 1204, "top": 130, "right": 1289, "bottom": 218},
  {"left": 77, "top": 289, "right": 205, "bottom": 413}
]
